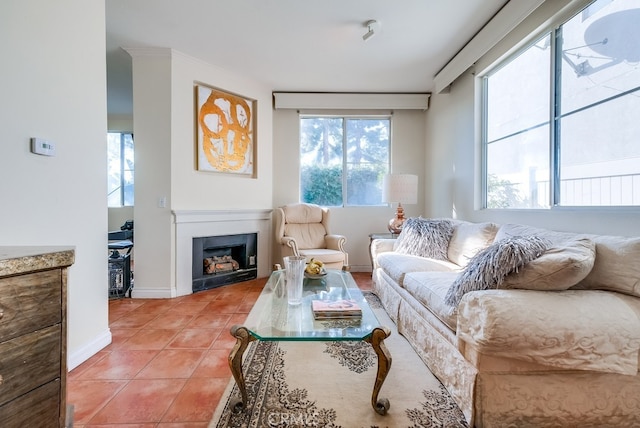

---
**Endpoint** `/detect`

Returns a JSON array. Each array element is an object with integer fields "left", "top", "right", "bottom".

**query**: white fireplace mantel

[
  {"left": 174, "top": 209, "right": 272, "bottom": 224},
  {"left": 173, "top": 209, "right": 272, "bottom": 296}
]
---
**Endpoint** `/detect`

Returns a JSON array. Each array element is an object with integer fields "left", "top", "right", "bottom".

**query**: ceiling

[{"left": 105, "top": 0, "right": 508, "bottom": 116}]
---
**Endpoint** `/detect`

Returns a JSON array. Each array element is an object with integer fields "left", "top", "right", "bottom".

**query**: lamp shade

[{"left": 382, "top": 174, "right": 418, "bottom": 204}]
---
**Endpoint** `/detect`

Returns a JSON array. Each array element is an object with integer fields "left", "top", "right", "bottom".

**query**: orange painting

[{"left": 196, "top": 85, "right": 254, "bottom": 175}]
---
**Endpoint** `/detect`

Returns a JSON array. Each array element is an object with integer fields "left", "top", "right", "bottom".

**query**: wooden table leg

[
  {"left": 228, "top": 325, "right": 256, "bottom": 412},
  {"left": 364, "top": 326, "right": 392, "bottom": 415}
]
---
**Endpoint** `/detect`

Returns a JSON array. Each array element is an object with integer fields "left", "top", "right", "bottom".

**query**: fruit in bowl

[{"left": 305, "top": 258, "right": 326, "bottom": 277}]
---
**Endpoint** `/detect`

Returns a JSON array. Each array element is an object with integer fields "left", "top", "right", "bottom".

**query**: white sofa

[{"left": 370, "top": 218, "right": 640, "bottom": 427}]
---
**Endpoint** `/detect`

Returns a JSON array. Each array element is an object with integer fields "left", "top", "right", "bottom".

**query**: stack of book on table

[{"left": 311, "top": 299, "right": 362, "bottom": 320}]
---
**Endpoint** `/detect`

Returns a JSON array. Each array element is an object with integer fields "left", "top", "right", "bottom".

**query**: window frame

[
  {"left": 480, "top": 1, "right": 640, "bottom": 211},
  {"left": 298, "top": 114, "right": 392, "bottom": 207}
]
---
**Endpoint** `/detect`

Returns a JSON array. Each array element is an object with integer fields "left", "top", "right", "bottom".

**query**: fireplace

[{"left": 192, "top": 233, "right": 257, "bottom": 292}]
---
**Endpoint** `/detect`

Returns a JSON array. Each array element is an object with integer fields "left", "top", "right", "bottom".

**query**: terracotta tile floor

[{"left": 67, "top": 272, "right": 372, "bottom": 427}]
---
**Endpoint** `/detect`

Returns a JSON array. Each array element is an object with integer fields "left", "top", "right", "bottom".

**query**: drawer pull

[
  {"left": 0, "top": 309, "right": 3, "bottom": 319},
  {"left": 0, "top": 374, "right": 3, "bottom": 384}
]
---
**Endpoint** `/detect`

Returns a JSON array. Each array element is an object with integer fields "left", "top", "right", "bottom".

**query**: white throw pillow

[
  {"left": 575, "top": 235, "right": 640, "bottom": 297},
  {"left": 447, "top": 221, "right": 499, "bottom": 267},
  {"left": 501, "top": 237, "right": 596, "bottom": 291}
]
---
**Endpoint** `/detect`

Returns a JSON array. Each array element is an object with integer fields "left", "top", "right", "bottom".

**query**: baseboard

[
  {"left": 67, "top": 328, "right": 112, "bottom": 371},
  {"left": 348, "top": 264, "right": 372, "bottom": 273},
  {"left": 131, "top": 287, "right": 177, "bottom": 298}
]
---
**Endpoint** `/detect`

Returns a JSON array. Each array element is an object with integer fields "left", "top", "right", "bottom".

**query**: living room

[{"left": 2, "top": 0, "right": 640, "bottom": 425}]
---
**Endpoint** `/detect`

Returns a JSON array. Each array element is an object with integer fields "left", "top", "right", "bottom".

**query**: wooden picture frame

[{"left": 195, "top": 84, "right": 255, "bottom": 176}]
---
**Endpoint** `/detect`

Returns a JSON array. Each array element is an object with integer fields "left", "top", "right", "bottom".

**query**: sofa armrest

[
  {"left": 370, "top": 238, "right": 396, "bottom": 270},
  {"left": 371, "top": 238, "right": 395, "bottom": 254},
  {"left": 457, "top": 289, "right": 640, "bottom": 375},
  {"left": 325, "top": 234, "right": 346, "bottom": 252},
  {"left": 281, "top": 236, "right": 299, "bottom": 255}
]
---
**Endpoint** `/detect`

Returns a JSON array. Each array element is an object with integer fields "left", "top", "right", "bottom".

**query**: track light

[{"left": 362, "top": 20, "right": 378, "bottom": 41}]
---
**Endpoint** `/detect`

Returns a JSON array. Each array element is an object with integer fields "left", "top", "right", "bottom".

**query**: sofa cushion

[
  {"left": 376, "top": 252, "right": 460, "bottom": 286},
  {"left": 284, "top": 223, "right": 326, "bottom": 249},
  {"left": 394, "top": 218, "right": 454, "bottom": 261},
  {"left": 282, "top": 204, "right": 326, "bottom": 249},
  {"left": 298, "top": 248, "right": 346, "bottom": 264},
  {"left": 500, "top": 237, "right": 596, "bottom": 291},
  {"left": 457, "top": 289, "right": 640, "bottom": 375},
  {"left": 447, "top": 221, "right": 499, "bottom": 267},
  {"left": 403, "top": 271, "right": 459, "bottom": 330},
  {"left": 497, "top": 224, "right": 640, "bottom": 297},
  {"left": 574, "top": 234, "right": 640, "bottom": 297},
  {"left": 282, "top": 203, "right": 323, "bottom": 223},
  {"left": 445, "top": 235, "right": 549, "bottom": 307},
  {"left": 495, "top": 223, "right": 582, "bottom": 246}
]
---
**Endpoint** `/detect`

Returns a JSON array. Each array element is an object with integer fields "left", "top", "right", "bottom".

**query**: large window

[
  {"left": 107, "top": 132, "right": 134, "bottom": 207},
  {"left": 483, "top": 0, "right": 640, "bottom": 209},
  {"left": 300, "top": 116, "right": 390, "bottom": 206}
]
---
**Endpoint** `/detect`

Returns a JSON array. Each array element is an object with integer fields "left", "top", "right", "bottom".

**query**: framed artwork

[{"left": 195, "top": 84, "right": 255, "bottom": 175}]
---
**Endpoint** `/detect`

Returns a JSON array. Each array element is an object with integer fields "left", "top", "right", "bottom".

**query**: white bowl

[{"left": 304, "top": 269, "right": 327, "bottom": 279}]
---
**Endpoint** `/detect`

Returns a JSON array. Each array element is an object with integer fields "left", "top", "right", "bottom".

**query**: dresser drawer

[
  {"left": 0, "top": 270, "right": 62, "bottom": 342},
  {"left": 0, "top": 379, "right": 60, "bottom": 428},
  {"left": 0, "top": 324, "right": 61, "bottom": 406}
]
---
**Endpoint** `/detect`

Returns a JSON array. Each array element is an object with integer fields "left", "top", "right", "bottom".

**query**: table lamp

[{"left": 382, "top": 173, "right": 418, "bottom": 234}]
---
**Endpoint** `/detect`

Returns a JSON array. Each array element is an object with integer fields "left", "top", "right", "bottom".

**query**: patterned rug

[{"left": 209, "top": 292, "right": 469, "bottom": 428}]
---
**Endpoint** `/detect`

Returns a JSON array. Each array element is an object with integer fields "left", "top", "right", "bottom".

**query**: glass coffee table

[{"left": 229, "top": 268, "right": 392, "bottom": 415}]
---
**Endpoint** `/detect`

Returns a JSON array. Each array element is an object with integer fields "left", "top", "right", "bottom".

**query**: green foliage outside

[
  {"left": 486, "top": 174, "right": 527, "bottom": 208},
  {"left": 347, "top": 165, "right": 387, "bottom": 205},
  {"left": 302, "top": 164, "right": 388, "bottom": 206},
  {"left": 301, "top": 165, "right": 343, "bottom": 206}
]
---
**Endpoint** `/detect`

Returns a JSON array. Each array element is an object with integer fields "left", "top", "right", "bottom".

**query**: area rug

[{"left": 209, "top": 292, "right": 469, "bottom": 428}]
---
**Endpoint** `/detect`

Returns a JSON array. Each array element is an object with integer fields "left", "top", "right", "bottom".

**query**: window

[
  {"left": 107, "top": 132, "right": 134, "bottom": 207},
  {"left": 300, "top": 116, "right": 390, "bottom": 206},
  {"left": 483, "top": 0, "right": 640, "bottom": 208}
]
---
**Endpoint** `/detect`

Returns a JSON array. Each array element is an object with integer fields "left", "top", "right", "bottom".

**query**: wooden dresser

[{"left": 0, "top": 247, "right": 74, "bottom": 427}]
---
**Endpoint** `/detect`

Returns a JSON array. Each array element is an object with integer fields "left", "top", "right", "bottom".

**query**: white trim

[
  {"left": 131, "top": 287, "right": 177, "bottom": 299},
  {"left": 348, "top": 264, "right": 372, "bottom": 273},
  {"left": 123, "top": 47, "right": 173, "bottom": 58},
  {"left": 173, "top": 209, "right": 272, "bottom": 224},
  {"left": 433, "top": 0, "right": 546, "bottom": 93},
  {"left": 273, "top": 92, "right": 430, "bottom": 110},
  {"left": 67, "top": 328, "right": 112, "bottom": 371}
]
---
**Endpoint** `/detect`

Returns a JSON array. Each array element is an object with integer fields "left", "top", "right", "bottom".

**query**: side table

[{"left": 368, "top": 233, "right": 398, "bottom": 270}]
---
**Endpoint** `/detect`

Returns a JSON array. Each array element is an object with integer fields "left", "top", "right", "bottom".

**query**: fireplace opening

[{"left": 192, "top": 233, "right": 257, "bottom": 292}]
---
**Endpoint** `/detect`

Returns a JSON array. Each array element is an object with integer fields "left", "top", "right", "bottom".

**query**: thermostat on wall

[{"left": 31, "top": 137, "right": 56, "bottom": 157}]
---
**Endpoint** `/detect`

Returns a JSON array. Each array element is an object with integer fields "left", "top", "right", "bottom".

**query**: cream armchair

[{"left": 274, "top": 203, "right": 348, "bottom": 270}]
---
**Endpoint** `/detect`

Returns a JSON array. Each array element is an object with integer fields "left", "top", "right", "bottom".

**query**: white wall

[
  {"left": 425, "top": 63, "right": 640, "bottom": 237},
  {"left": 128, "top": 49, "right": 273, "bottom": 297},
  {"left": 0, "top": 0, "right": 110, "bottom": 369},
  {"left": 108, "top": 115, "right": 133, "bottom": 133},
  {"left": 273, "top": 108, "right": 427, "bottom": 271},
  {"left": 127, "top": 50, "right": 174, "bottom": 297},
  {"left": 170, "top": 52, "right": 273, "bottom": 211},
  {"left": 108, "top": 207, "right": 134, "bottom": 232}
]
